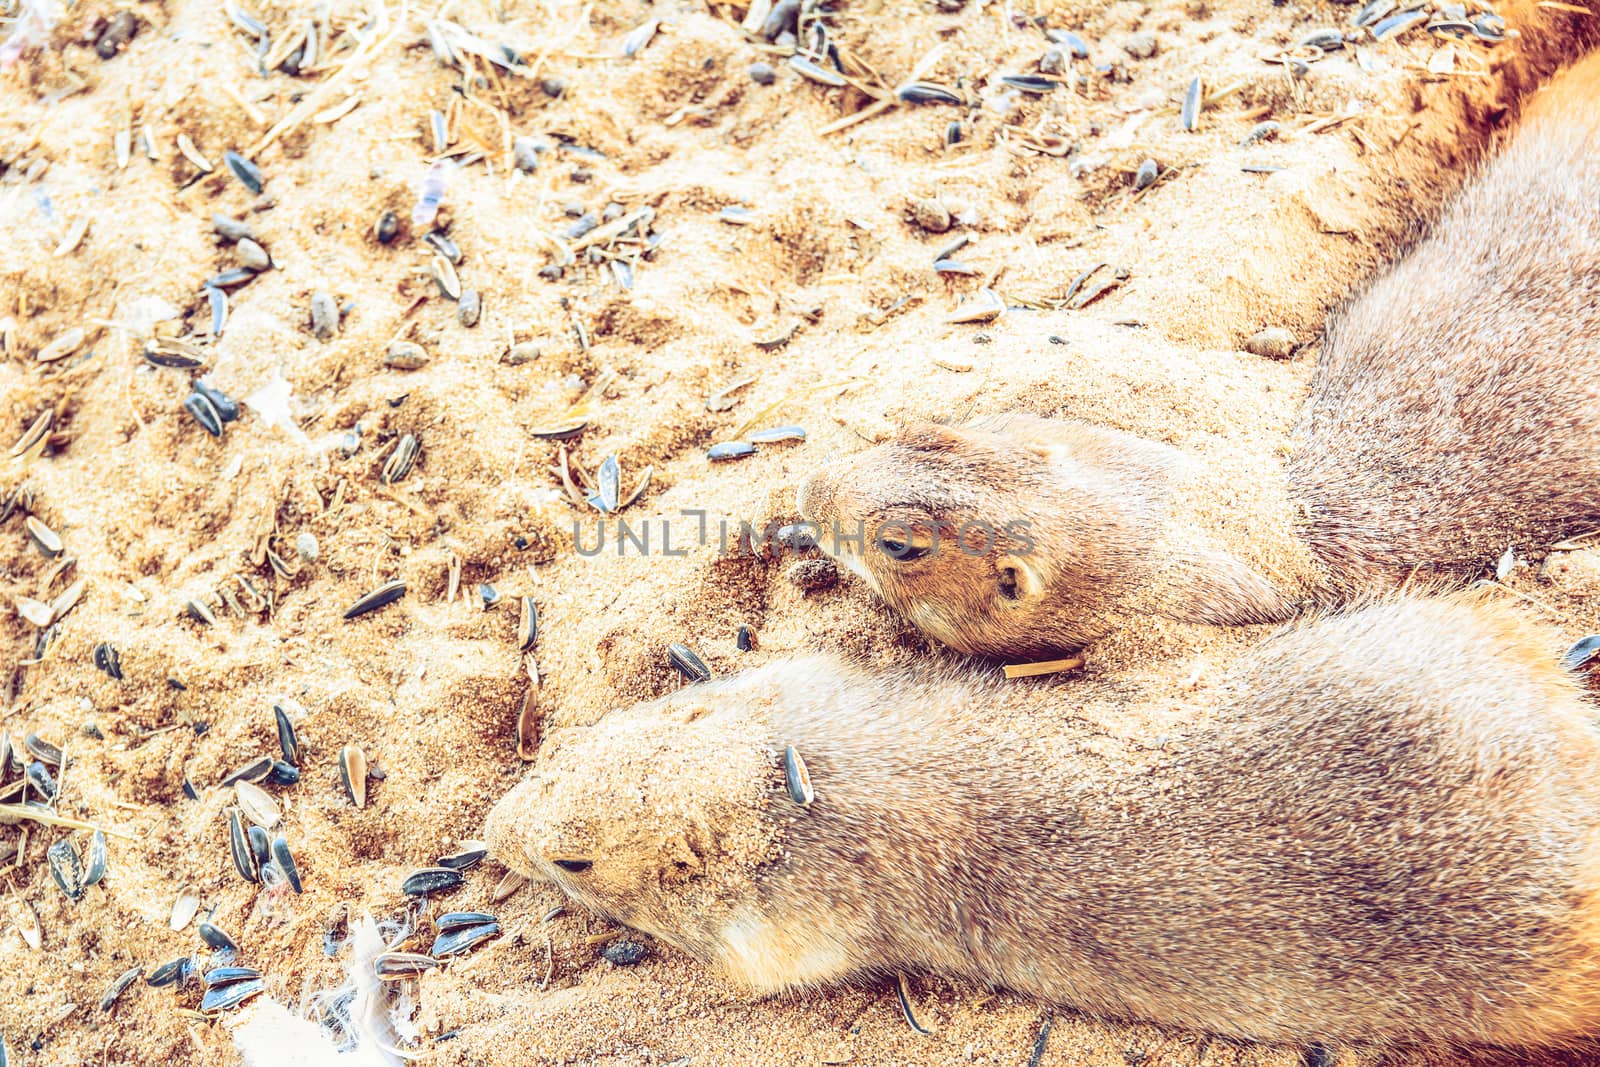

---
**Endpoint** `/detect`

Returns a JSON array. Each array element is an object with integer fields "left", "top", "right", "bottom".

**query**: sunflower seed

[
  {"left": 382, "top": 434, "right": 419, "bottom": 484},
  {"left": 344, "top": 580, "right": 406, "bottom": 620},
  {"left": 203, "top": 269, "right": 256, "bottom": 290},
  {"left": 430, "top": 254, "right": 461, "bottom": 300},
  {"left": 228, "top": 809, "right": 258, "bottom": 882},
  {"left": 274, "top": 705, "right": 300, "bottom": 766},
  {"left": 788, "top": 55, "right": 847, "bottom": 87},
  {"left": 707, "top": 441, "right": 755, "bottom": 462},
  {"left": 748, "top": 425, "right": 806, "bottom": 445},
  {"left": 1241, "top": 121, "right": 1280, "bottom": 146},
  {"left": 84, "top": 829, "right": 107, "bottom": 886},
  {"left": 16, "top": 598, "right": 50, "bottom": 628},
  {"left": 48, "top": 838, "right": 85, "bottom": 902},
  {"left": 236, "top": 238, "right": 271, "bottom": 271},
  {"left": 235, "top": 780, "right": 280, "bottom": 829},
  {"left": 896, "top": 81, "right": 963, "bottom": 105},
  {"left": 176, "top": 133, "right": 213, "bottom": 172},
  {"left": 198, "top": 922, "right": 240, "bottom": 952},
  {"left": 945, "top": 287, "right": 1004, "bottom": 324},
  {"left": 431, "top": 921, "right": 499, "bottom": 957},
  {"left": 491, "top": 869, "right": 528, "bottom": 903},
  {"left": 375, "top": 211, "right": 400, "bottom": 245},
  {"left": 1300, "top": 28, "right": 1345, "bottom": 49},
  {"left": 92, "top": 642, "right": 123, "bottom": 679},
  {"left": 1133, "top": 158, "right": 1159, "bottom": 190},
  {"left": 737, "top": 624, "right": 755, "bottom": 651},
  {"left": 385, "top": 341, "right": 429, "bottom": 370},
  {"left": 592, "top": 455, "right": 621, "bottom": 513},
  {"left": 268, "top": 760, "right": 300, "bottom": 786},
  {"left": 143, "top": 337, "right": 208, "bottom": 369},
  {"left": 458, "top": 289, "right": 481, "bottom": 327},
  {"left": 25, "top": 517, "right": 63, "bottom": 556},
  {"left": 183, "top": 392, "right": 224, "bottom": 437},
  {"left": 172, "top": 886, "right": 201, "bottom": 930},
  {"left": 436, "top": 843, "right": 488, "bottom": 872},
  {"left": 1371, "top": 9, "right": 1427, "bottom": 39},
  {"left": 212, "top": 213, "right": 257, "bottom": 242},
  {"left": 192, "top": 379, "right": 241, "bottom": 422},
  {"left": 339, "top": 744, "right": 367, "bottom": 809},
  {"left": 204, "top": 966, "right": 261, "bottom": 988},
  {"left": 182, "top": 776, "right": 199, "bottom": 801},
  {"left": 17, "top": 732, "right": 52, "bottom": 765},
  {"left": 248, "top": 825, "right": 270, "bottom": 869},
  {"left": 402, "top": 867, "right": 464, "bottom": 896},
  {"left": 436, "top": 910, "right": 496, "bottom": 931},
  {"left": 187, "top": 598, "right": 218, "bottom": 626},
  {"left": 221, "top": 756, "right": 274, "bottom": 787},
  {"left": 200, "top": 977, "right": 262, "bottom": 1011},
  {"left": 224, "top": 150, "right": 263, "bottom": 194},
  {"left": 146, "top": 957, "right": 193, "bottom": 987},
  {"left": 36, "top": 327, "right": 85, "bottom": 363},
  {"left": 272, "top": 834, "right": 303, "bottom": 892},
  {"left": 1000, "top": 73, "right": 1057, "bottom": 93},
  {"left": 100, "top": 966, "right": 143, "bottom": 1011},
  {"left": 27, "top": 761, "right": 57, "bottom": 801},
  {"left": 622, "top": 17, "right": 657, "bottom": 56},
  {"left": 518, "top": 597, "right": 538, "bottom": 651},
  {"left": 374, "top": 951, "right": 439, "bottom": 980},
  {"left": 668, "top": 643, "right": 712, "bottom": 683},
  {"left": 1181, "top": 76, "right": 1202, "bottom": 131},
  {"left": 9, "top": 411, "right": 51, "bottom": 458},
  {"left": 784, "top": 744, "right": 814, "bottom": 805},
  {"left": 516, "top": 687, "right": 540, "bottom": 760},
  {"left": 478, "top": 583, "right": 501, "bottom": 608}
]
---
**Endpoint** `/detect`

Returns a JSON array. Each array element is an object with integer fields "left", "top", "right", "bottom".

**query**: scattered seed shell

[
  {"left": 1181, "top": 76, "right": 1203, "bottom": 131},
  {"left": 198, "top": 922, "right": 240, "bottom": 952},
  {"left": 707, "top": 441, "right": 756, "bottom": 462},
  {"left": 516, "top": 688, "right": 540, "bottom": 761},
  {"left": 403, "top": 867, "right": 465, "bottom": 896},
  {"left": 235, "top": 780, "right": 281, "bottom": 829},
  {"left": 274, "top": 705, "right": 300, "bottom": 766},
  {"left": 339, "top": 744, "right": 368, "bottom": 809},
  {"left": 344, "top": 580, "right": 406, "bottom": 620},
  {"left": 146, "top": 957, "right": 192, "bottom": 987},
  {"left": 668, "top": 643, "right": 712, "bottom": 683},
  {"left": 36, "top": 327, "right": 85, "bottom": 364},
  {"left": 221, "top": 756, "right": 274, "bottom": 787},
  {"left": 228, "top": 809, "right": 259, "bottom": 882},
  {"left": 92, "top": 642, "right": 123, "bottom": 679},
  {"left": 100, "top": 966, "right": 143, "bottom": 1011},
  {"left": 84, "top": 829, "right": 108, "bottom": 886},
  {"left": 374, "top": 952, "right": 439, "bottom": 980},
  {"left": 204, "top": 966, "right": 261, "bottom": 988},
  {"left": 518, "top": 596, "right": 539, "bottom": 651},
  {"left": 437, "top": 843, "right": 488, "bottom": 872},
  {"left": 25, "top": 517, "right": 63, "bottom": 556},
  {"left": 385, "top": 341, "right": 429, "bottom": 370},
  {"left": 432, "top": 921, "right": 499, "bottom": 957},
  {"left": 784, "top": 745, "right": 815, "bottom": 805},
  {"left": 272, "top": 834, "right": 303, "bottom": 892},
  {"left": 789, "top": 55, "right": 847, "bottom": 86},
  {"left": 1562, "top": 635, "right": 1600, "bottom": 673},
  {"left": 382, "top": 434, "right": 419, "bottom": 484},
  {"left": 200, "top": 977, "right": 263, "bottom": 1012},
  {"left": 172, "top": 886, "right": 201, "bottom": 930},
  {"left": 48, "top": 838, "right": 85, "bottom": 902}
]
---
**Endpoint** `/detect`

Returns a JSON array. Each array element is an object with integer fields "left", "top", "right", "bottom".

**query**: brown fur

[
  {"left": 798, "top": 25, "right": 1600, "bottom": 658},
  {"left": 486, "top": 594, "right": 1600, "bottom": 1049}
]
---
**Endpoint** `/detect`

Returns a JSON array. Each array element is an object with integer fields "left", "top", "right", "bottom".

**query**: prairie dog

[
  {"left": 486, "top": 595, "right": 1600, "bottom": 1049},
  {"left": 798, "top": 40, "right": 1600, "bottom": 658}
]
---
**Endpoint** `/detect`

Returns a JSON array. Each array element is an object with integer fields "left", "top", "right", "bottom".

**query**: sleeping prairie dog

[
  {"left": 486, "top": 594, "right": 1600, "bottom": 1049},
  {"left": 798, "top": 41, "right": 1600, "bottom": 659}
]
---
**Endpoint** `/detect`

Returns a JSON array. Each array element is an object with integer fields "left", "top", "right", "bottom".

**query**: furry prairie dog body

[
  {"left": 487, "top": 595, "right": 1600, "bottom": 1049},
  {"left": 798, "top": 43, "right": 1600, "bottom": 659}
]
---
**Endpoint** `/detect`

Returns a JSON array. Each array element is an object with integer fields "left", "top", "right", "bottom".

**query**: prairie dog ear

[{"left": 996, "top": 554, "right": 1047, "bottom": 605}]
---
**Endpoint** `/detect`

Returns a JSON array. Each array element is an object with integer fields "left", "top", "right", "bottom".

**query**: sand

[{"left": 2, "top": 0, "right": 1599, "bottom": 1063}]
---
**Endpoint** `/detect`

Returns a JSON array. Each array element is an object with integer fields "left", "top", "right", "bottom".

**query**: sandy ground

[{"left": 3, "top": 0, "right": 1600, "bottom": 1063}]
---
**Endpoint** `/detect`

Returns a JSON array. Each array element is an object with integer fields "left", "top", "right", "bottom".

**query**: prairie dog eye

[
  {"left": 553, "top": 859, "right": 593, "bottom": 874},
  {"left": 881, "top": 538, "right": 932, "bottom": 562}
]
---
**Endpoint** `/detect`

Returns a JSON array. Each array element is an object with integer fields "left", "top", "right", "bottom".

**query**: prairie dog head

[
  {"left": 484, "top": 681, "right": 784, "bottom": 955},
  {"left": 796, "top": 417, "right": 1176, "bottom": 656}
]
